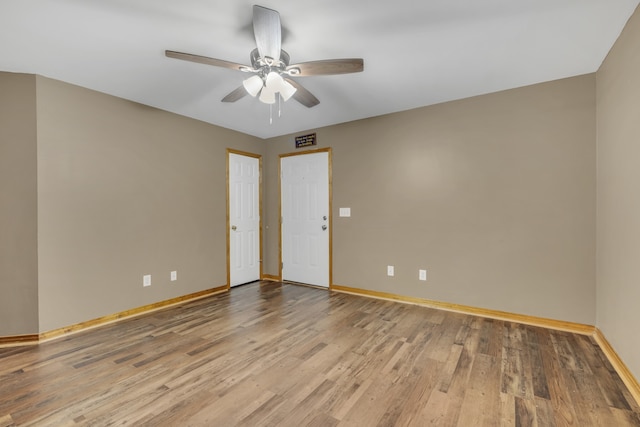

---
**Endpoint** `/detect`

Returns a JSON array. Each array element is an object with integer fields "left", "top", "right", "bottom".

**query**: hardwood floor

[{"left": 1, "top": 281, "right": 639, "bottom": 426}]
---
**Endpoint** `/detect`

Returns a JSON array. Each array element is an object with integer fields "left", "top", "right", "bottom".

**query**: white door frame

[
  {"left": 227, "top": 149, "right": 262, "bottom": 288},
  {"left": 279, "top": 147, "right": 332, "bottom": 288}
]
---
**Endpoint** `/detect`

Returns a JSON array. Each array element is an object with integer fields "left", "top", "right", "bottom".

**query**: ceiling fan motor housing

[{"left": 249, "top": 48, "right": 291, "bottom": 75}]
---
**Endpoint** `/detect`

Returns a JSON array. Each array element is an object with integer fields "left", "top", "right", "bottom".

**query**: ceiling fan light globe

[
  {"left": 280, "top": 80, "right": 297, "bottom": 101},
  {"left": 259, "top": 87, "right": 276, "bottom": 104},
  {"left": 265, "top": 71, "right": 286, "bottom": 92},
  {"left": 242, "top": 75, "right": 263, "bottom": 97}
]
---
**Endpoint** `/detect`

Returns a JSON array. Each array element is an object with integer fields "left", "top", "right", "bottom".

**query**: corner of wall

[{"left": 0, "top": 71, "right": 39, "bottom": 336}]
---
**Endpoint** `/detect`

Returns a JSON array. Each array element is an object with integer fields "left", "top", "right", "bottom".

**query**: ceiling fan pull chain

[
  {"left": 269, "top": 104, "right": 273, "bottom": 124},
  {"left": 278, "top": 94, "right": 282, "bottom": 118}
]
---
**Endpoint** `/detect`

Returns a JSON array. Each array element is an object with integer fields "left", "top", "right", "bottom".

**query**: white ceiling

[{"left": 1, "top": 0, "right": 638, "bottom": 139}]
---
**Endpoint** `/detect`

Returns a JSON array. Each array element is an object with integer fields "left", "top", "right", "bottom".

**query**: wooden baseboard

[
  {"left": 0, "top": 334, "right": 40, "bottom": 347},
  {"left": 261, "top": 274, "right": 281, "bottom": 281},
  {"left": 330, "top": 284, "right": 595, "bottom": 335},
  {"left": 40, "top": 285, "right": 228, "bottom": 342},
  {"left": 593, "top": 328, "right": 640, "bottom": 406},
  {"left": 0, "top": 286, "right": 228, "bottom": 347}
]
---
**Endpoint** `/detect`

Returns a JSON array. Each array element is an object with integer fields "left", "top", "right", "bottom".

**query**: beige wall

[
  {"left": 35, "top": 77, "right": 263, "bottom": 332},
  {"left": 265, "top": 75, "right": 596, "bottom": 325},
  {"left": 596, "top": 5, "right": 640, "bottom": 382},
  {"left": 0, "top": 72, "right": 39, "bottom": 335},
  {"left": 0, "top": 70, "right": 601, "bottom": 335}
]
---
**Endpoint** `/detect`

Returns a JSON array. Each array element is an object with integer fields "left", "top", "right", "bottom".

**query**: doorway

[
  {"left": 227, "top": 149, "right": 262, "bottom": 287},
  {"left": 279, "top": 148, "right": 332, "bottom": 287}
]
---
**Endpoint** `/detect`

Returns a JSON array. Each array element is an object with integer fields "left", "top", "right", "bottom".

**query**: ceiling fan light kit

[
  {"left": 258, "top": 85, "right": 276, "bottom": 104},
  {"left": 242, "top": 75, "right": 264, "bottom": 97},
  {"left": 165, "top": 5, "right": 364, "bottom": 112},
  {"left": 278, "top": 79, "right": 297, "bottom": 102}
]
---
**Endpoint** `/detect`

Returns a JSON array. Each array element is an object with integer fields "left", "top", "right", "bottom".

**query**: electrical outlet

[
  {"left": 419, "top": 269, "right": 427, "bottom": 281},
  {"left": 387, "top": 265, "right": 394, "bottom": 277},
  {"left": 170, "top": 271, "right": 177, "bottom": 281},
  {"left": 143, "top": 274, "right": 151, "bottom": 287}
]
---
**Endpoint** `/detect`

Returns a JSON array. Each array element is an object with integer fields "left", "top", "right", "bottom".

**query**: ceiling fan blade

[
  {"left": 253, "top": 5, "right": 281, "bottom": 62},
  {"left": 284, "top": 78, "right": 319, "bottom": 108},
  {"left": 286, "top": 58, "right": 364, "bottom": 76},
  {"left": 165, "top": 50, "right": 249, "bottom": 71},
  {"left": 221, "top": 86, "right": 248, "bottom": 103}
]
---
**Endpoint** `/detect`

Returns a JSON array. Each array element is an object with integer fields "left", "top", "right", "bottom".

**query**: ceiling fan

[{"left": 165, "top": 5, "right": 364, "bottom": 108}]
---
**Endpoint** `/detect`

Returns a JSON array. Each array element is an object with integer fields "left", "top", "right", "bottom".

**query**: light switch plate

[
  {"left": 419, "top": 269, "right": 427, "bottom": 281},
  {"left": 143, "top": 274, "right": 151, "bottom": 287},
  {"left": 387, "top": 265, "right": 394, "bottom": 276},
  {"left": 170, "top": 271, "right": 177, "bottom": 281}
]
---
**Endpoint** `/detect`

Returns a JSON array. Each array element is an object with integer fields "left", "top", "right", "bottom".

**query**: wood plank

[
  {"left": 501, "top": 323, "right": 534, "bottom": 400},
  {"left": 535, "top": 396, "right": 557, "bottom": 427},
  {"left": 514, "top": 395, "right": 536, "bottom": 426},
  {"left": 0, "top": 414, "right": 15, "bottom": 427},
  {"left": 500, "top": 392, "right": 516, "bottom": 426},
  {"left": 536, "top": 327, "right": 580, "bottom": 426},
  {"left": 418, "top": 389, "right": 463, "bottom": 426},
  {"left": 526, "top": 326, "right": 551, "bottom": 400},
  {"left": 456, "top": 353, "right": 501, "bottom": 426}
]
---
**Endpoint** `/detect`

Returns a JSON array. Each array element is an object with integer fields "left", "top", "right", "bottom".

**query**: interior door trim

[
  {"left": 278, "top": 147, "right": 333, "bottom": 289},
  {"left": 226, "top": 148, "right": 263, "bottom": 289}
]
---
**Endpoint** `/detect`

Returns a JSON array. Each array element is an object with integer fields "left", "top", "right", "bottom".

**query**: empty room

[{"left": 1, "top": 1, "right": 640, "bottom": 425}]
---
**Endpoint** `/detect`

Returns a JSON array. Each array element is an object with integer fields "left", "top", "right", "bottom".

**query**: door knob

[
  {"left": 231, "top": 225, "right": 237, "bottom": 231},
  {"left": 322, "top": 225, "right": 327, "bottom": 231}
]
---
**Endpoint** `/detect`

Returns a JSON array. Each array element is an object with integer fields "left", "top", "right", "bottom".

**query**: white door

[
  {"left": 281, "top": 151, "right": 330, "bottom": 287},
  {"left": 228, "top": 152, "right": 261, "bottom": 287}
]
